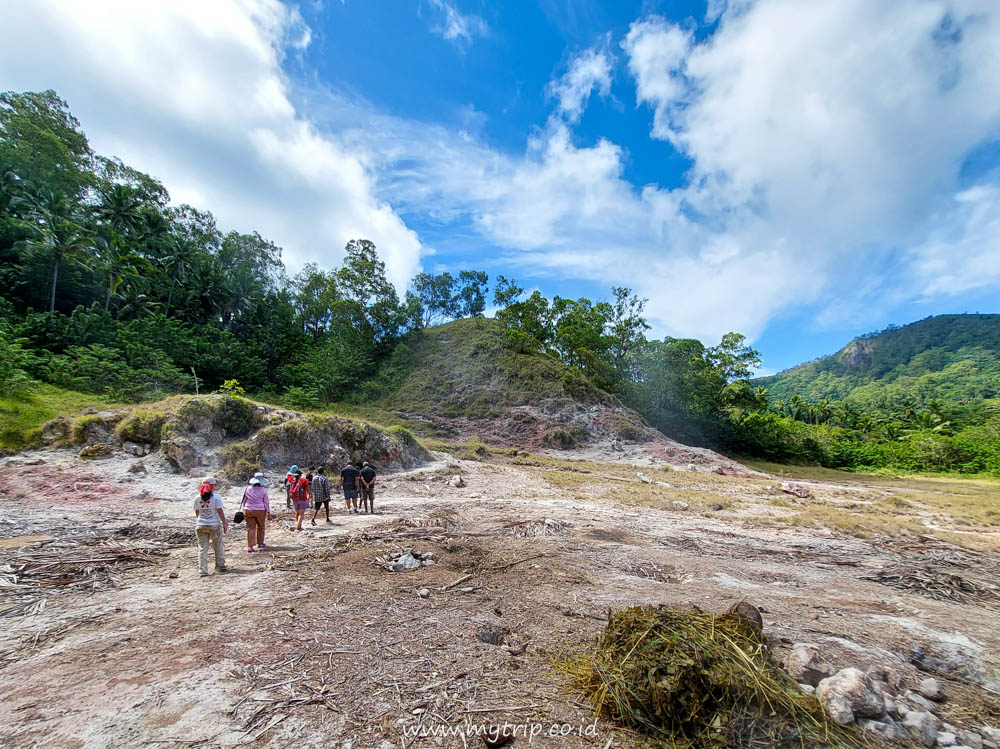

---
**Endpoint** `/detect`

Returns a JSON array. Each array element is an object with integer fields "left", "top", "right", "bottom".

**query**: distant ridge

[{"left": 755, "top": 313, "right": 1000, "bottom": 403}]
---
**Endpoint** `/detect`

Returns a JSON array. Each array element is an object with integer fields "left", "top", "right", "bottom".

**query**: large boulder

[
  {"left": 816, "top": 668, "right": 886, "bottom": 725},
  {"left": 785, "top": 643, "right": 835, "bottom": 687}
]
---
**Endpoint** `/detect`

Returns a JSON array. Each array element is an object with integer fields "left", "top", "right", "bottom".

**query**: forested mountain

[{"left": 756, "top": 314, "right": 1000, "bottom": 405}]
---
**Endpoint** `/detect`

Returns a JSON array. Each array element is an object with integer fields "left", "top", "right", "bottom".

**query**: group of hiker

[{"left": 192, "top": 461, "right": 378, "bottom": 576}]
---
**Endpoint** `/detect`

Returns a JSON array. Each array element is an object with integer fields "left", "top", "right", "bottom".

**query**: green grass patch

[{"left": 0, "top": 385, "right": 115, "bottom": 453}]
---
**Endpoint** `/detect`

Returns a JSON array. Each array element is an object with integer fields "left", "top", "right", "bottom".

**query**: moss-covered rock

[
  {"left": 79, "top": 442, "right": 113, "bottom": 459},
  {"left": 219, "top": 414, "right": 430, "bottom": 481}
]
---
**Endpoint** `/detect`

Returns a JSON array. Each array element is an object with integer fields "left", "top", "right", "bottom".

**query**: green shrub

[
  {"left": 282, "top": 386, "right": 323, "bottom": 410},
  {"left": 543, "top": 428, "right": 577, "bottom": 449},
  {"left": 388, "top": 424, "right": 419, "bottom": 448},
  {"left": 114, "top": 410, "right": 167, "bottom": 445}
]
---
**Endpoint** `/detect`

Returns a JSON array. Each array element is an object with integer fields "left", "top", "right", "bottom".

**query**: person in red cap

[{"left": 194, "top": 477, "right": 227, "bottom": 575}]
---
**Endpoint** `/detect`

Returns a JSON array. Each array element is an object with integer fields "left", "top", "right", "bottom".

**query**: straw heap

[{"left": 561, "top": 605, "right": 860, "bottom": 748}]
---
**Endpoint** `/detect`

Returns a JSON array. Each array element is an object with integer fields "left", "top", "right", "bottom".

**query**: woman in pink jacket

[{"left": 240, "top": 473, "right": 271, "bottom": 552}]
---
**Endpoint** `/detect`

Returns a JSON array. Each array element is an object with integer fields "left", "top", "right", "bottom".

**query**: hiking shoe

[{"left": 199, "top": 571, "right": 209, "bottom": 577}]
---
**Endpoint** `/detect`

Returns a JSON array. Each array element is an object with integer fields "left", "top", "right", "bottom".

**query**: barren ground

[{"left": 1, "top": 446, "right": 999, "bottom": 749}]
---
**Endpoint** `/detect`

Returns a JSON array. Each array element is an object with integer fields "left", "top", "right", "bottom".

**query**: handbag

[{"left": 233, "top": 511, "right": 245, "bottom": 524}]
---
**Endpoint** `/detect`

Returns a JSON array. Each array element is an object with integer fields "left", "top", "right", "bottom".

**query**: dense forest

[{"left": 1, "top": 90, "right": 998, "bottom": 475}]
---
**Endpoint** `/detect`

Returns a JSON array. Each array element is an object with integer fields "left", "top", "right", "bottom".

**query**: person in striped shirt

[{"left": 310, "top": 466, "right": 333, "bottom": 525}]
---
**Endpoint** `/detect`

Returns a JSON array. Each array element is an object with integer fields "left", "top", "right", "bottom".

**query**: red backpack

[{"left": 289, "top": 477, "right": 308, "bottom": 500}]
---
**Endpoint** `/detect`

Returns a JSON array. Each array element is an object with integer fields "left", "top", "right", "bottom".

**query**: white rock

[
  {"left": 920, "top": 677, "right": 945, "bottom": 701},
  {"left": 392, "top": 553, "right": 421, "bottom": 572},
  {"left": 823, "top": 694, "right": 855, "bottom": 725},
  {"left": 937, "top": 732, "right": 958, "bottom": 747},
  {"left": 884, "top": 697, "right": 900, "bottom": 718},
  {"left": 903, "top": 711, "right": 940, "bottom": 747},
  {"left": 786, "top": 643, "right": 836, "bottom": 687},
  {"left": 671, "top": 501, "right": 689, "bottom": 511},
  {"left": 417, "top": 588, "right": 430, "bottom": 598},
  {"left": 450, "top": 475, "right": 464, "bottom": 488},
  {"left": 957, "top": 729, "right": 983, "bottom": 749},
  {"left": 817, "top": 668, "right": 886, "bottom": 723},
  {"left": 860, "top": 716, "right": 906, "bottom": 741},
  {"left": 907, "top": 690, "right": 940, "bottom": 715},
  {"left": 797, "top": 683, "right": 815, "bottom": 696}
]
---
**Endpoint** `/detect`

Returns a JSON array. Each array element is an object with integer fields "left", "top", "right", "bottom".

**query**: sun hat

[
  {"left": 248, "top": 477, "right": 261, "bottom": 486},
  {"left": 289, "top": 465, "right": 299, "bottom": 473},
  {"left": 203, "top": 476, "right": 217, "bottom": 486}
]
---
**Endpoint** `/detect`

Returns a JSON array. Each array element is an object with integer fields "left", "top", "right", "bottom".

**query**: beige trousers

[{"left": 196, "top": 526, "right": 225, "bottom": 573}]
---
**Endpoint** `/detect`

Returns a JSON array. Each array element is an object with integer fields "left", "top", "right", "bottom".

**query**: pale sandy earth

[{"left": 0, "top": 446, "right": 998, "bottom": 749}]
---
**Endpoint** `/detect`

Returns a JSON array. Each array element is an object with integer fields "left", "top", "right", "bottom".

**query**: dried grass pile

[{"left": 561, "top": 606, "right": 859, "bottom": 748}]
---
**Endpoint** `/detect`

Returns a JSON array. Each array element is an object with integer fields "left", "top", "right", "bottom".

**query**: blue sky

[{"left": 2, "top": 0, "right": 1000, "bottom": 372}]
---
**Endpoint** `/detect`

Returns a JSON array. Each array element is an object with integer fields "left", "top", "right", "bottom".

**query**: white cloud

[
  {"left": 0, "top": 0, "right": 423, "bottom": 290},
  {"left": 547, "top": 43, "right": 614, "bottom": 123},
  {"left": 425, "top": 0, "right": 488, "bottom": 46}
]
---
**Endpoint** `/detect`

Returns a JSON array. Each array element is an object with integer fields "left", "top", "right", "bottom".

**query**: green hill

[
  {"left": 365, "top": 317, "right": 657, "bottom": 449},
  {"left": 756, "top": 314, "right": 1000, "bottom": 409}
]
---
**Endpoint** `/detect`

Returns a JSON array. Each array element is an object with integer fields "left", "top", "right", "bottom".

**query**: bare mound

[{"left": 375, "top": 318, "right": 759, "bottom": 475}]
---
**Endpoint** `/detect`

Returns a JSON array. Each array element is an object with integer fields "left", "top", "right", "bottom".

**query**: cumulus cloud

[
  {"left": 0, "top": 0, "right": 423, "bottom": 290},
  {"left": 425, "top": 0, "right": 488, "bottom": 46},
  {"left": 547, "top": 43, "right": 614, "bottom": 123}
]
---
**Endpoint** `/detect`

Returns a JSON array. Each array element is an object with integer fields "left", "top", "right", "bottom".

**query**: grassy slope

[
  {"left": 0, "top": 384, "right": 115, "bottom": 453},
  {"left": 371, "top": 317, "right": 613, "bottom": 418},
  {"left": 756, "top": 313, "right": 1000, "bottom": 402}
]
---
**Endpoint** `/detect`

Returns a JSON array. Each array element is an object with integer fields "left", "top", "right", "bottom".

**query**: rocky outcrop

[
  {"left": 784, "top": 643, "right": 835, "bottom": 687},
  {"left": 220, "top": 415, "right": 430, "bottom": 482}
]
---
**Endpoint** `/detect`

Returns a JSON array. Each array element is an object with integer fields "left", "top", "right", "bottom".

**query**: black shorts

[{"left": 314, "top": 498, "right": 329, "bottom": 509}]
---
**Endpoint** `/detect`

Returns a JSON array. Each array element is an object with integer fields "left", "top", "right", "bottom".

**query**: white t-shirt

[{"left": 194, "top": 492, "right": 224, "bottom": 527}]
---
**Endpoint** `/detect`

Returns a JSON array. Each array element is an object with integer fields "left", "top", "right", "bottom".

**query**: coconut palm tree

[
  {"left": 16, "top": 189, "right": 95, "bottom": 312},
  {"left": 93, "top": 183, "right": 143, "bottom": 237}
]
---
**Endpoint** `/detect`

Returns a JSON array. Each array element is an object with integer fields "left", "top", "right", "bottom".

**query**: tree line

[{"left": 2, "top": 89, "right": 998, "bottom": 475}]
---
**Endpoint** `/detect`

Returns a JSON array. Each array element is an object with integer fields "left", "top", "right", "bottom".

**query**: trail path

[{"left": 1, "top": 448, "right": 998, "bottom": 748}]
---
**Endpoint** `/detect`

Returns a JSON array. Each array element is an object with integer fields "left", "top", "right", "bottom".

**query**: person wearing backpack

[
  {"left": 284, "top": 465, "right": 299, "bottom": 510},
  {"left": 288, "top": 469, "right": 312, "bottom": 531},
  {"left": 310, "top": 466, "right": 332, "bottom": 525}
]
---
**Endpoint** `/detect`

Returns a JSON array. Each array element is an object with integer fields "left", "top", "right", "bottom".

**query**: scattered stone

[
  {"left": 450, "top": 475, "right": 465, "bottom": 488},
  {"left": 937, "top": 732, "right": 958, "bottom": 747},
  {"left": 860, "top": 716, "right": 907, "bottom": 741},
  {"left": 816, "top": 668, "right": 886, "bottom": 724},
  {"left": 920, "top": 677, "right": 944, "bottom": 702},
  {"left": 727, "top": 601, "right": 763, "bottom": 636},
  {"left": 671, "top": 500, "right": 689, "bottom": 511},
  {"left": 392, "top": 553, "right": 421, "bottom": 572},
  {"left": 884, "top": 696, "right": 900, "bottom": 718},
  {"left": 906, "top": 690, "right": 940, "bottom": 714},
  {"left": 122, "top": 441, "right": 150, "bottom": 457},
  {"left": 780, "top": 481, "right": 811, "bottom": 498},
  {"left": 128, "top": 460, "right": 147, "bottom": 474},
  {"left": 980, "top": 726, "right": 1000, "bottom": 748},
  {"left": 707, "top": 503, "right": 725, "bottom": 511},
  {"left": 902, "top": 711, "right": 940, "bottom": 747},
  {"left": 637, "top": 472, "right": 652, "bottom": 484},
  {"left": 957, "top": 728, "right": 983, "bottom": 749},
  {"left": 417, "top": 588, "right": 430, "bottom": 598},
  {"left": 785, "top": 643, "right": 836, "bottom": 687},
  {"left": 78, "top": 443, "right": 113, "bottom": 459},
  {"left": 798, "top": 683, "right": 815, "bottom": 696},
  {"left": 168, "top": 572, "right": 179, "bottom": 579}
]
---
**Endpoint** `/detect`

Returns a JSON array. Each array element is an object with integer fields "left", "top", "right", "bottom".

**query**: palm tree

[
  {"left": 16, "top": 189, "right": 95, "bottom": 312},
  {"left": 94, "top": 234, "right": 150, "bottom": 311},
  {"left": 160, "top": 235, "right": 199, "bottom": 317},
  {"left": 93, "top": 183, "right": 143, "bottom": 237},
  {"left": 114, "top": 286, "right": 161, "bottom": 320}
]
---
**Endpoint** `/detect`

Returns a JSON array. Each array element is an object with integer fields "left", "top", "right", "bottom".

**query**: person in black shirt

[
  {"left": 339, "top": 462, "right": 360, "bottom": 514},
  {"left": 359, "top": 461, "right": 377, "bottom": 514}
]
